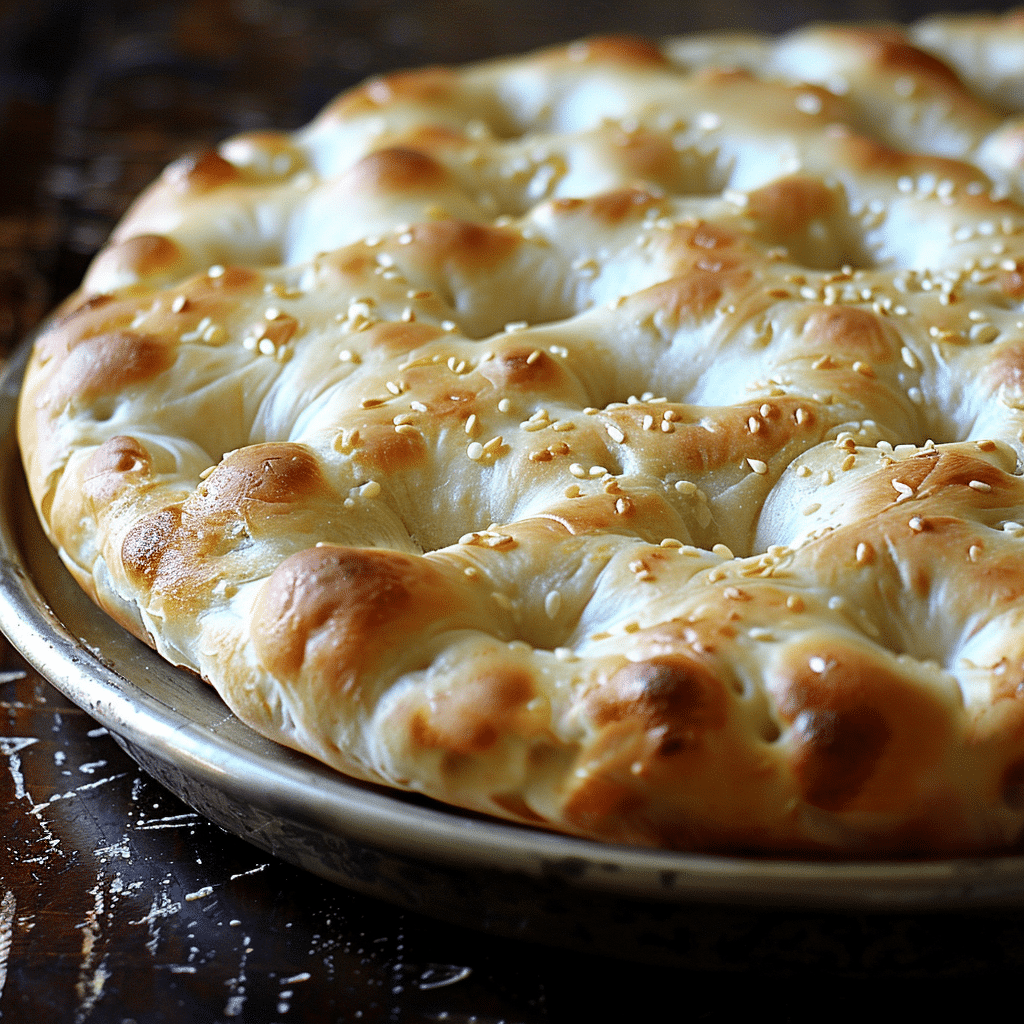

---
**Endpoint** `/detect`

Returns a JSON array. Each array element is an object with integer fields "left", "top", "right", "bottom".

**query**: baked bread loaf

[{"left": 20, "top": 12, "right": 1024, "bottom": 855}]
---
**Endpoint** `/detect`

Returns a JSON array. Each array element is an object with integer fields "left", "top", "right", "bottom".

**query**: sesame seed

[
  {"left": 802, "top": 502, "right": 822, "bottom": 515},
  {"left": 497, "top": 398, "right": 511, "bottom": 413},
  {"left": 171, "top": 295, "right": 188, "bottom": 313},
  {"left": 969, "top": 544, "right": 983, "bottom": 562},
  {"left": 606, "top": 424, "right": 625, "bottom": 443},
  {"left": 208, "top": 264, "right": 225, "bottom": 278},
  {"left": 855, "top": 541, "right": 875, "bottom": 565},
  {"left": 359, "top": 480, "right": 381, "bottom": 498},
  {"left": 908, "top": 516, "right": 925, "bottom": 532},
  {"left": 465, "top": 414, "right": 479, "bottom": 436},
  {"left": 968, "top": 479, "right": 993, "bottom": 492},
  {"left": 892, "top": 480, "right": 914, "bottom": 501},
  {"left": 712, "top": 543, "right": 734, "bottom": 559},
  {"left": 467, "top": 442, "right": 484, "bottom": 460},
  {"left": 747, "top": 458, "right": 768, "bottom": 475},
  {"left": 569, "top": 463, "right": 587, "bottom": 478},
  {"left": 786, "top": 594, "right": 805, "bottom": 612}
]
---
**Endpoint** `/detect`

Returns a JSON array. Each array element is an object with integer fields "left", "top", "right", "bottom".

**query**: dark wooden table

[{"left": 5, "top": 2, "right": 1024, "bottom": 1018}]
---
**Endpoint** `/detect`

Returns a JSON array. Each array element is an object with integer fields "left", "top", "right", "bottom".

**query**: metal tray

[{"left": 4, "top": 334, "right": 1024, "bottom": 965}]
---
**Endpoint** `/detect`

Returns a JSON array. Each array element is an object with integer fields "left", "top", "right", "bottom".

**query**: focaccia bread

[{"left": 20, "top": 12, "right": 1024, "bottom": 855}]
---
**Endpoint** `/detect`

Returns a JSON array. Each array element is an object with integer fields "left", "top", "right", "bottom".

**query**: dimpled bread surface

[{"left": 20, "top": 12, "right": 1024, "bottom": 855}]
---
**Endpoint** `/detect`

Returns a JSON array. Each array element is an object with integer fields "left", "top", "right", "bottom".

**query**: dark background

[{"left": 4, "top": 2, "right": 1024, "bottom": 1020}]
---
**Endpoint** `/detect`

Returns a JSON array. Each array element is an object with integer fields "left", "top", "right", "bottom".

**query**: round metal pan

[{"left": 4, "top": 333, "right": 1024, "bottom": 966}]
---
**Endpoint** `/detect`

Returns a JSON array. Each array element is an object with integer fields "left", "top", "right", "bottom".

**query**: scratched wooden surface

[
  {"left": 7, "top": 628, "right": 1024, "bottom": 1021},
  {"left": 5, "top": 2, "right": 1024, "bottom": 1019}
]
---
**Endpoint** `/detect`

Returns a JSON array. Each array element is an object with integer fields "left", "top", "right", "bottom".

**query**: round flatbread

[{"left": 20, "top": 14, "right": 1024, "bottom": 854}]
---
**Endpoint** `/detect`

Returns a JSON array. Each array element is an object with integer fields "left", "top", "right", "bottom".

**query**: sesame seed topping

[
  {"left": 855, "top": 541, "right": 875, "bottom": 565},
  {"left": 747, "top": 458, "right": 768, "bottom": 475},
  {"left": 467, "top": 442, "right": 484, "bottom": 460},
  {"left": 968, "top": 479, "right": 993, "bottom": 492}
]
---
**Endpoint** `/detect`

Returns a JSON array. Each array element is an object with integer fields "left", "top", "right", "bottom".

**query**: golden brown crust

[{"left": 20, "top": 17, "right": 1024, "bottom": 855}]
